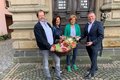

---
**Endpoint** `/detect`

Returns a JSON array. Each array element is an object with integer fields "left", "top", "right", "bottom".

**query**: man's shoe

[
  {"left": 55, "top": 76, "right": 62, "bottom": 80},
  {"left": 84, "top": 72, "right": 94, "bottom": 79},
  {"left": 87, "top": 68, "right": 98, "bottom": 72},
  {"left": 67, "top": 66, "right": 72, "bottom": 72},
  {"left": 87, "top": 68, "right": 91, "bottom": 71},
  {"left": 52, "top": 66, "right": 55, "bottom": 69},
  {"left": 45, "top": 77, "right": 52, "bottom": 80},
  {"left": 73, "top": 64, "right": 78, "bottom": 70}
]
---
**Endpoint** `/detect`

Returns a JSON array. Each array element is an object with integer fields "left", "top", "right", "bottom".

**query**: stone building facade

[
  {"left": 8, "top": 0, "right": 120, "bottom": 51},
  {"left": 8, "top": 0, "right": 52, "bottom": 50},
  {"left": 101, "top": 0, "right": 120, "bottom": 47}
]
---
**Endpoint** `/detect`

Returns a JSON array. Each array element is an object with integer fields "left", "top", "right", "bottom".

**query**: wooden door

[{"left": 52, "top": 0, "right": 95, "bottom": 32}]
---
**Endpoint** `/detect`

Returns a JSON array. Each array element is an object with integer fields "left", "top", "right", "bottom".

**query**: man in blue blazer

[
  {"left": 80, "top": 12, "right": 104, "bottom": 79},
  {"left": 34, "top": 10, "right": 62, "bottom": 80}
]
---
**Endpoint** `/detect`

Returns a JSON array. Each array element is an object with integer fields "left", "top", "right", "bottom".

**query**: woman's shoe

[
  {"left": 52, "top": 66, "right": 55, "bottom": 69},
  {"left": 73, "top": 64, "right": 78, "bottom": 70},
  {"left": 67, "top": 66, "right": 72, "bottom": 72}
]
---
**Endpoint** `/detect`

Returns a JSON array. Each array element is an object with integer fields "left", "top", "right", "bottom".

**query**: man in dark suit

[
  {"left": 80, "top": 12, "right": 104, "bottom": 79},
  {"left": 34, "top": 10, "right": 62, "bottom": 80}
]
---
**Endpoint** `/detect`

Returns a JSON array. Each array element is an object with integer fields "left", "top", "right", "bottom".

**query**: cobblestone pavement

[{"left": 2, "top": 60, "right": 120, "bottom": 80}]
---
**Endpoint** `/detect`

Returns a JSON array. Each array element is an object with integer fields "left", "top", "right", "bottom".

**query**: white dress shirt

[
  {"left": 40, "top": 21, "right": 54, "bottom": 45},
  {"left": 88, "top": 21, "right": 94, "bottom": 33}
]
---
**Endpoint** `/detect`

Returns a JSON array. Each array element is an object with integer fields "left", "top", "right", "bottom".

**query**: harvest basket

[
  {"left": 53, "top": 49, "right": 72, "bottom": 57},
  {"left": 51, "top": 37, "right": 77, "bottom": 57}
]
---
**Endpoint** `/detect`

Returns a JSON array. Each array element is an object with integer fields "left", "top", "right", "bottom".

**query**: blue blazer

[
  {"left": 34, "top": 22, "right": 53, "bottom": 50},
  {"left": 81, "top": 21, "right": 104, "bottom": 49}
]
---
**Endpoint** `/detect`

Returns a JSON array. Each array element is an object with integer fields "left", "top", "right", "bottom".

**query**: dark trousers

[
  {"left": 86, "top": 46, "right": 98, "bottom": 73},
  {"left": 66, "top": 47, "right": 78, "bottom": 65}
]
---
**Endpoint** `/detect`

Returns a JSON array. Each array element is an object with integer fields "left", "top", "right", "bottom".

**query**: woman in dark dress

[
  {"left": 52, "top": 16, "right": 63, "bottom": 43},
  {"left": 52, "top": 16, "right": 63, "bottom": 73}
]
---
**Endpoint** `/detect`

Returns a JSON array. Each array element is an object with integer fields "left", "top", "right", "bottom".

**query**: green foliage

[{"left": 0, "top": 34, "right": 9, "bottom": 41}]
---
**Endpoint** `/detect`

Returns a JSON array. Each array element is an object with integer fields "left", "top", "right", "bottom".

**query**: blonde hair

[{"left": 69, "top": 15, "right": 77, "bottom": 22}]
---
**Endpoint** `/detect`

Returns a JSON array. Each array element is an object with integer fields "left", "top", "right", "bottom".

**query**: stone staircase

[{"left": 13, "top": 47, "right": 120, "bottom": 64}]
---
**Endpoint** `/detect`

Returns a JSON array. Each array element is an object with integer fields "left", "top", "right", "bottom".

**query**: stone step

[
  {"left": 13, "top": 56, "right": 113, "bottom": 64},
  {"left": 13, "top": 48, "right": 120, "bottom": 63},
  {"left": 111, "top": 55, "right": 120, "bottom": 61},
  {"left": 14, "top": 48, "right": 120, "bottom": 57},
  {"left": 76, "top": 56, "right": 113, "bottom": 64}
]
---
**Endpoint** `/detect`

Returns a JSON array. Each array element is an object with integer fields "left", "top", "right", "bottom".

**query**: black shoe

[
  {"left": 45, "top": 77, "right": 52, "bottom": 80},
  {"left": 87, "top": 68, "right": 98, "bottom": 72},
  {"left": 52, "top": 66, "right": 55, "bottom": 69},
  {"left": 87, "top": 68, "right": 91, "bottom": 71},
  {"left": 55, "top": 76, "right": 62, "bottom": 80},
  {"left": 84, "top": 72, "right": 94, "bottom": 79}
]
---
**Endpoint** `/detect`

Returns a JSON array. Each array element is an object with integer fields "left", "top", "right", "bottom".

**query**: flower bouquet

[{"left": 51, "top": 37, "right": 77, "bottom": 56}]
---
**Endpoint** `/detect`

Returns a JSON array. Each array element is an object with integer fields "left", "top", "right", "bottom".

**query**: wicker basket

[
  {"left": 51, "top": 37, "right": 77, "bottom": 57},
  {"left": 53, "top": 49, "right": 72, "bottom": 57}
]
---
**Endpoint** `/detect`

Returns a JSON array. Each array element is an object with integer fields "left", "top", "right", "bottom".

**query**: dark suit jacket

[
  {"left": 81, "top": 20, "right": 104, "bottom": 49},
  {"left": 34, "top": 21, "right": 53, "bottom": 50}
]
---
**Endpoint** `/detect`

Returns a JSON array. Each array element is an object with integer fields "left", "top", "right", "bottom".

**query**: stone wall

[
  {"left": 101, "top": 0, "right": 120, "bottom": 47},
  {"left": 103, "top": 27, "right": 120, "bottom": 47},
  {"left": 7, "top": 0, "right": 120, "bottom": 58},
  {"left": 8, "top": 0, "right": 52, "bottom": 50}
]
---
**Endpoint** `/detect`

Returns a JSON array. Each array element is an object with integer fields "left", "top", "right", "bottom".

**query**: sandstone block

[
  {"left": 113, "top": 0, "right": 120, "bottom": 2},
  {"left": 105, "top": 27, "right": 120, "bottom": 38},
  {"left": 10, "top": 0, "right": 38, "bottom": 5},
  {"left": 11, "top": 30, "right": 33, "bottom": 40},
  {"left": 112, "top": 10, "right": 120, "bottom": 19},
  {"left": 12, "top": 40, "right": 38, "bottom": 49},
  {"left": 103, "top": 38, "right": 120, "bottom": 47},
  {"left": 13, "top": 13, "right": 37, "bottom": 21}
]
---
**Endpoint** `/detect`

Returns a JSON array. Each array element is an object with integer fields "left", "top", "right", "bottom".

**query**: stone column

[
  {"left": 8, "top": 0, "right": 52, "bottom": 50},
  {"left": 101, "top": 0, "right": 120, "bottom": 47},
  {"left": 95, "top": 0, "right": 104, "bottom": 20}
]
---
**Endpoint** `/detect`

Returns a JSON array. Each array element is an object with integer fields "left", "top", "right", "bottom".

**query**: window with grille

[
  {"left": 57, "top": 0, "right": 66, "bottom": 9},
  {"left": 80, "top": 0, "right": 88, "bottom": 9}
]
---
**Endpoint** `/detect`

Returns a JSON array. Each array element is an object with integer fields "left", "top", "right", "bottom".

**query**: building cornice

[
  {"left": 104, "top": 20, "right": 120, "bottom": 27},
  {"left": 9, "top": 21, "right": 37, "bottom": 29},
  {"left": 101, "top": 3, "right": 120, "bottom": 10},
  {"left": 8, "top": 5, "right": 49, "bottom": 13}
]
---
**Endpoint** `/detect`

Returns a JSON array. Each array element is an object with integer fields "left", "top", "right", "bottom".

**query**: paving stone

[
  {"left": 1, "top": 40, "right": 120, "bottom": 80},
  {"left": 2, "top": 60, "right": 120, "bottom": 80},
  {"left": 0, "top": 40, "right": 15, "bottom": 80}
]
